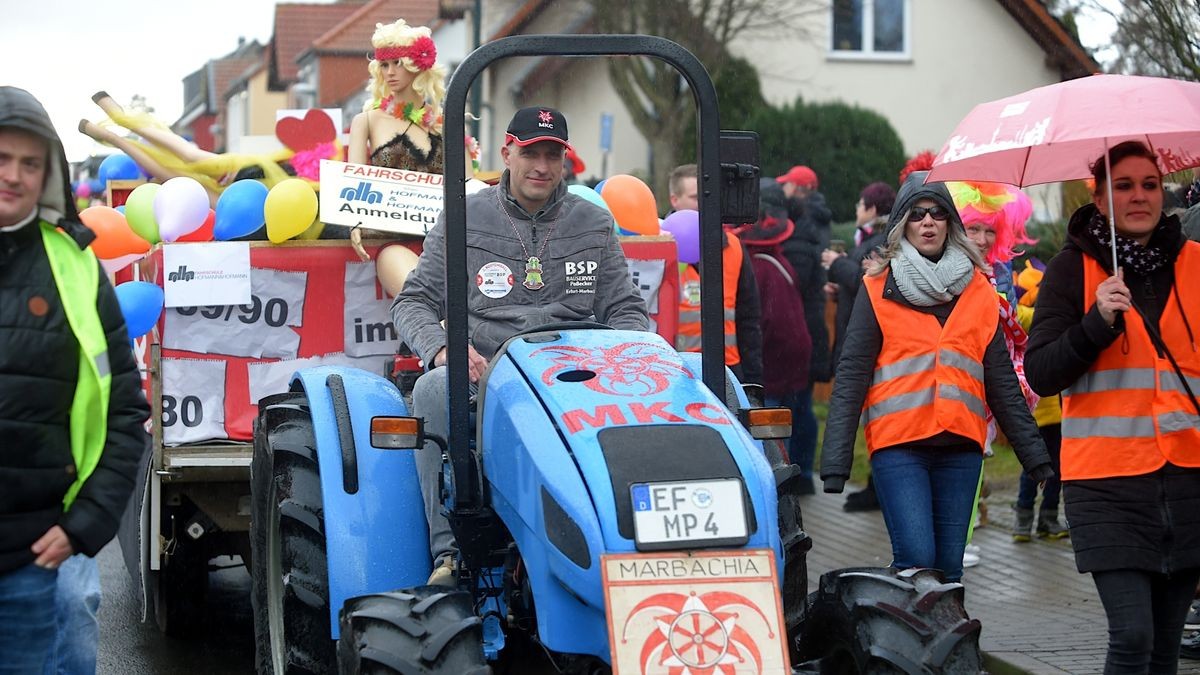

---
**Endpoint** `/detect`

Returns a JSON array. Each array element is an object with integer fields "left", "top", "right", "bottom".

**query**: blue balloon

[
  {"left": 114, "top": 205, "right": 125, "bottom": 214},
  {"left": 594, "top": 179, "right": 607, "bottom": 194},
  {"left": 114, "top": 281, "right": 164, "bottom": 339},
  {"left": 97, "top": 153, "right": 143, "bottom": 185},
  {"left": 567, "top": 184, "right": 610, "bottom": 212},
  {"left": 88, "top": 178, "right": 104, "bottom": 196},
  {"left": 214, "top": 179, "right": 270, "bottom": 240}
]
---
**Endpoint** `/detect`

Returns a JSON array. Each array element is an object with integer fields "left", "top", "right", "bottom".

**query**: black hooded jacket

[
  {"left": 0, "top": 87, "right": 149, "bottom": 573},
  {"left": 767, "top": 183, "right": 831, "bottom": 382},
  {"left": 1025, "top": 203, "right": 1200, "bottom": 574},
  {"left": 820, "top": 174, "right": 1050, "bottom": 491}
]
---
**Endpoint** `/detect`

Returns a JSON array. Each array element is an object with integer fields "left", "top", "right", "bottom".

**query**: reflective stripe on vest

[
  {"left": 861, "top": 270, "right": 997, "bottom": 453},
  {"left": 40, "top": 222, "right": 111, "bottom": 510},
  {"left": 675, "top": 231, "right": 743, "bottom": 365},
  {"left": 1060, "top": 243, "right": 1200, "bottom": 479}
]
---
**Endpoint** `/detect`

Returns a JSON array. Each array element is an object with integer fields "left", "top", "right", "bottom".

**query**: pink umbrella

[{"left": 928, "top": 73, "right": 1200, "bottom": 270}]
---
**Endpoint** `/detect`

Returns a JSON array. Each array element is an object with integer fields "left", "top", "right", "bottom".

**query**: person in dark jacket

[
  {"left": 775, "top": 168, "right": 832, "bottom": 383},
  {"left": 1025, "top": 141, "right": 1200, "bottom": 672},
  {"left": 820, "top": 172, "right": 1051, "bottom": 582},
  {"left": 731, "top": 200, "right": 813, "bottom": 490},
  {"left": 823, "top": 181, "right": 895, "bottom": 511},
  {"left": 0, "top": 87, "right": 149, "bottom": 668}
]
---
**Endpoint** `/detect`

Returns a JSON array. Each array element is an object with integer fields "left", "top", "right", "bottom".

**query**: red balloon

[{"left": 176, "top": 209, "right": 215, "bottom": 242}]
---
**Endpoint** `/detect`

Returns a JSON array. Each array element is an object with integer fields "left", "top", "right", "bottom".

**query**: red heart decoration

[{"left": 275, "top": 109, "right": 337, "bottom": 152}]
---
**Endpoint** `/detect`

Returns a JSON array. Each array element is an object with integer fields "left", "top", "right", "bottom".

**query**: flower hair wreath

[{"left": 374, "top": 36, "right": 437, "bottom": 72}]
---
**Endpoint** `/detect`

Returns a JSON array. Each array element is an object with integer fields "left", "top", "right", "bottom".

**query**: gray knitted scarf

[{"left": 889, "top": 238, "right": 976, "bottom": 306}]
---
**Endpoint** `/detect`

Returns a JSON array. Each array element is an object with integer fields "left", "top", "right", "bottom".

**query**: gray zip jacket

[{"left": 392, "top": 174, "right": 649, "bottom": 364}]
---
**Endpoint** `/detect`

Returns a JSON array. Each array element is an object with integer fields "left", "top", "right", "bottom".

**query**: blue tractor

[{"left": 248, "top": 35, "right": 982, "bottom": 675}]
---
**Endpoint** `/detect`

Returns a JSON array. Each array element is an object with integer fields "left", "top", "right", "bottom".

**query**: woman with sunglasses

[
  {"left": 1025, "top": 141, "right": 1200, "bottom": 672},
  {"left": 820, "top": 171, "right": 1052, "bottom": 583}
]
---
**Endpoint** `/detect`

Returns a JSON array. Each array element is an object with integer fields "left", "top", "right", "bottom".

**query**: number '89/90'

[{"left": 175, "top": 295, "right": 289, "bottom": 327}]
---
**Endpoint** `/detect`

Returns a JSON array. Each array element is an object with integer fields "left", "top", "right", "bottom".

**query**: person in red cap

[
  {"left": 775, "top": 166, "right": 834, "bottom": 384},
  {"left": 393, "top": 106, "right": 648, "bottom": 586}
]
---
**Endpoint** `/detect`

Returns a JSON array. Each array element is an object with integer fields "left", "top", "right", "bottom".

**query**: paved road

[{"left": 96, "top": 543, "right": 253, "bottom": 674}]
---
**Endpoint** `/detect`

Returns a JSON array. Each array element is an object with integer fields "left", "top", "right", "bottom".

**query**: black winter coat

[
  {"left": 819, "top": 269, "right": 1051, "bottom": 491},
  {"left": 827, "top": 219, "right": 888, "bottom": 370},
  {"left": 0, "top": 219, "right": 149, "bottom": 573},
  {"left": 781, "top": 192, "right": 831, "bottom": 382},
  {"left": 1025, "top": 203, "right": 1200, "bottom": 574}
]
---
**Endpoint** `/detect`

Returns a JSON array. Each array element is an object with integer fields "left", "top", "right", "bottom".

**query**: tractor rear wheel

[
  {"left": 797, "top": 567, "right": 982, "bottom": 674},
  {"left": 337, "top": 587, "right": 491, "bottom": 674},
  {"left": 250, "top": 391, "right": 336, "bottom": 674}
]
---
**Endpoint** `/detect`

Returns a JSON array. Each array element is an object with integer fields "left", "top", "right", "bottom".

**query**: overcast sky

[
  {"left": 1, "top": 1, "right": 338, "bottom": 162},
  {"left": 2, "top": 0, "right": 1118, "bottom": 164}
]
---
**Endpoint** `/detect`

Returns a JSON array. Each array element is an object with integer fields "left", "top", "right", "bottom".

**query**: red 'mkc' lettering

[
  {"left": 629, "top": 402, "right": 685, "bottom": 423},
  {"left": 562, "top": 404, "right": 627, "bottom": 433}
]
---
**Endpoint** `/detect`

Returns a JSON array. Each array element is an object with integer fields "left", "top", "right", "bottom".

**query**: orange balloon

[
  {"left": 601, "top": 174, "right": 660, "bottom": 235},
  {"left": 177, "top": 209, "right": 215, "bottom": 242},
  {"left": 79, "top": 206, "right": 150, "bottom": 259}
]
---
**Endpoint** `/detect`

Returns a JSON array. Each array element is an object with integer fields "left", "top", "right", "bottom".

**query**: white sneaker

[{"left": 962, "top": 545, "right": 981, "bottom": 568}]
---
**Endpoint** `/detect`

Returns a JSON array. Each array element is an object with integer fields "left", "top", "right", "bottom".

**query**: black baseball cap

[{"left": 505, "top": 106, "right": 570, "bottom": 149}]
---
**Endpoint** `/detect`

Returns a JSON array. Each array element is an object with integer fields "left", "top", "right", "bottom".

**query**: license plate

[{"left": 630, "top": 479, "right": 748, "bottom": 548}]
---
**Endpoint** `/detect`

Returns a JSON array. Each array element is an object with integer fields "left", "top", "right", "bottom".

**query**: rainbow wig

[{"left": 948, "top": 181, "right": 1036, "bottom": 265}]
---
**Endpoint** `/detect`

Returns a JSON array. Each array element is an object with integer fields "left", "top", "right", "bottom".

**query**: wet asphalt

[{"left": 96, "top": 542, "right": 254, "bottom": 674}]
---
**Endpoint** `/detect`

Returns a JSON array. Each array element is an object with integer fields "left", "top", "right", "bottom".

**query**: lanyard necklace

[{"left": 497, "top": 187, "right": 559, "bottom": 290}]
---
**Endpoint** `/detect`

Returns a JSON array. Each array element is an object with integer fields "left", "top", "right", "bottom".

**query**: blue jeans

[
  {"left": 871, "top": 447, "right": 983, "bottom": 582},
  {"left": 43, "top": 554, "right": 100, "bottom": 675},
  {"left": 1017, "top": 423, "right": 1062, "bottom": 512},
  {"left": 0, "top": 563, "right": 59, "bottom": 673},
  {"left": 766, "top": 387, "right": 817, "bottom": 479}
]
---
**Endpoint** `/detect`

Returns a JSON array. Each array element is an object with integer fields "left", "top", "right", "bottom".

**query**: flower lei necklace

[{"left": 379, "top": 96, "right": 436, "bottom": 128}]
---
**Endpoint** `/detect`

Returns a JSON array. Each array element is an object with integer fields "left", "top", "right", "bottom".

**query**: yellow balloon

[{"left": 264, "top": 179, "right": 318, "bottom": 244}]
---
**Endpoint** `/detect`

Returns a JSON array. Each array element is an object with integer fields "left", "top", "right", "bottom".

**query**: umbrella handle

[{"left": 1105, "top": 146, "right": 1119, "bottom": 274}]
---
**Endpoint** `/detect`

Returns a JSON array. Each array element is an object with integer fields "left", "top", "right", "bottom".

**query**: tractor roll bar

[{"left": 443, "top": 35, "right": 725, "bottom": 510}]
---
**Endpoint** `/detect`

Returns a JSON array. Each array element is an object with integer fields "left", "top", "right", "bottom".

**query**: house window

[{"left": 831, "top": 0, "right": 908, "bottom": 56}]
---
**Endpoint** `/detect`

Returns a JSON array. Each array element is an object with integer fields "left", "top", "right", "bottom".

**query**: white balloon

[{"left": 154, "top": 177, "right": 211, "bottom": 242}]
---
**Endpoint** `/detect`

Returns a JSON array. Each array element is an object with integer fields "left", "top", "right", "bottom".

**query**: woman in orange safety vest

[
  {"left": 820, "top": 172, "right": 1052, "bottom": 583},
  {"left": 1026, "top": 141, "right": 1200, "bottom": 671}
]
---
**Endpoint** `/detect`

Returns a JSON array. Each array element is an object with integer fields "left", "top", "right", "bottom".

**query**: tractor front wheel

[{"left": 337, "top": 587, "right": 491, "bottom": 674}]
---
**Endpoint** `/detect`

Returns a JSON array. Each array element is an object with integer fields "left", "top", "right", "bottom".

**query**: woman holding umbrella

[
  {"left": 820, "top": 172, "right": 1052, "bottom": 583},
  {"left": 1025, "top": 140, "right": 1200, "bottom": 672}
]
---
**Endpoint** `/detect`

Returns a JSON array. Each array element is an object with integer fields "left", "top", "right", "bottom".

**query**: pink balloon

[
  {"left": 154, "top": 177, "right": 210, "bottom": 242},
  {"left": 660, "top": 209, "right": 700, "bottom": 264}
]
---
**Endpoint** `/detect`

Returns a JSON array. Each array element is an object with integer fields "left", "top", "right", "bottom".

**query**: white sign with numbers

[
  {"left": 162, "top": 357, "right": 227, "bottom": 445},
  {"left": 246, "top": 352, "right": 382, "bottom": 406},
  {"left": 343, "top": 261, "right": 402, "bottom": 357},
  {"left": 163, "top": 268, "right": 308, "bottom": 359}
]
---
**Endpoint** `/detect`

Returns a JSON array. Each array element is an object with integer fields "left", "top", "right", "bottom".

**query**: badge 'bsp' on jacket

[
  {"left": 861, "top": 270, "right": 997, "bottom": 453},
  {"left": 1061, "top": 242, "right": 1200, "bottom": 480}
]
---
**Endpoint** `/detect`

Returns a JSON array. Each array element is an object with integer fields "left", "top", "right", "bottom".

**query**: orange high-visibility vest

[
  {"left": 1060, "top": 243, "right": 1200, "bottom": 480},
  {"left": 676, "top": 231, "right": 742, "bottom": 367},
  {"left": 861, "top": 270, "right": 998, "bottom": 453}
]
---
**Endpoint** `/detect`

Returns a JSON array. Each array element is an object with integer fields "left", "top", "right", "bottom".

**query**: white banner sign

[
  {"left": 162, "top": 242, "right": 251, "bottom": 308},
  {"left": 246, "top": 352, "right": 383, "bottom": 406},
  {"left": 343, "top": 261, "right": 402, "bottom": 357},
  {"left": 162, "top": 358, "right": 227, "bottom": 445},
  {"left": 318, "top": 159, "right": 442, "bottom": 236},
  {"left": 626, "top": 258, "right": 665, "bottom": 314},
  {"left": 163, "top": 268, "right": 307, "bottom": 359}
]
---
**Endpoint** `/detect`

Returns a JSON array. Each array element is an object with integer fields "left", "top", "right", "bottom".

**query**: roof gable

[
  {"left": 995, "top": 0, "right": 1099, "bottom": 79},
  {"left": 269, "top": 2, "right": 362, "bottom": 87},
  {"left": 311, "top": 0, "right": 440, "bottom": 55}
]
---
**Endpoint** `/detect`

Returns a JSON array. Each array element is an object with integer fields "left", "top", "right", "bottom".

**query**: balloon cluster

[{"left": 567, "top": 174, "right": 661, "bottom": 237}]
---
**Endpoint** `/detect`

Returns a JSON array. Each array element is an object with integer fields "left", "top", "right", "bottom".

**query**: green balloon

[{"left": 124, "top": 183, "right": 160, "bottom": 244}]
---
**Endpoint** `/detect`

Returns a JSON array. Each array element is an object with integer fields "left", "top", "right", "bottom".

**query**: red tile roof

[
  {"left": 213, "top": 52, "right": 263, "bottom": 106},
  {"left": 271, "top": 2, "right": 362, "bottom": 84},
  {"left": 996, "top": 0, "right": 1099, "bottom": 79},
  {"left": 312, "top": 0, "right": 440, "bottom": 54}
]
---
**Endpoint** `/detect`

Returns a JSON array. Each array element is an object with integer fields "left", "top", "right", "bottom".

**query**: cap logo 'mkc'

[{"left": 538, "top": 110, "right": 554, "bottom": 128}]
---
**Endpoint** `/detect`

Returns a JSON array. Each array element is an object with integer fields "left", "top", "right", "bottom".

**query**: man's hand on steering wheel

[{"left": 433, "top": 344, "right": 489, "bottom": 383}]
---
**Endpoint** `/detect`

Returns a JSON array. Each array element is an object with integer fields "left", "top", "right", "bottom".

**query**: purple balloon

[{"left": 661, "top": 209, "right": 700, "bottom": 264}]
